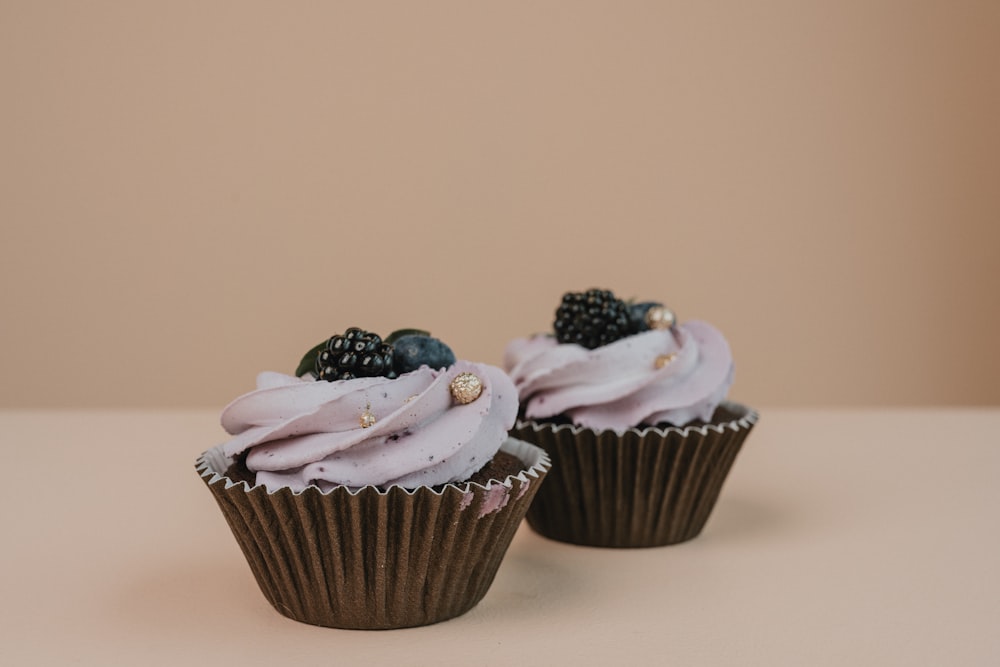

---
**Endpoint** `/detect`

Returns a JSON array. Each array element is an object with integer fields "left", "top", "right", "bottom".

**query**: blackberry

[
  {"left": 315, "top": 327, "right": 397, "bottom": 381},
  {"left": 553, "top": 288, "right": 631, "bottom": 349}
]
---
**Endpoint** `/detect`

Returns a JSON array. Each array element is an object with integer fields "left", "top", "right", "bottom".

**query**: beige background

[{"left": 2, "top": 1, "right": 998, "bottom": 408}]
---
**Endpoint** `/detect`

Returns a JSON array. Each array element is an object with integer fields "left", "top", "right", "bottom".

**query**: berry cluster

[
  {"left": 299, "top": 328, "right": 457, "bottom": 382},
  {"left": 554, "top": 288, "right": 671, "bottom": 349}
]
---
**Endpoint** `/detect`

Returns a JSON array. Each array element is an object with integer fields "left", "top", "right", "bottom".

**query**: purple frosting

[
  {"left": 220, "top": 361, "right": 518, "bottom": 492},
  {"left": 504, "top": 321, "right": 734, "bottom": 432}
]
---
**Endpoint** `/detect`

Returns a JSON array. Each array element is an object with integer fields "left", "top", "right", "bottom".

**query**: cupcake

[
  {"left": 504, "top": 289, "right": 757, "bottom": 548},
  {"left": 197, "top": 328, "right": 550, "bottom": 629}
]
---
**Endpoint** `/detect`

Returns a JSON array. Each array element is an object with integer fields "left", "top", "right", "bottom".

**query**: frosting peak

[
  {"left": 221, "top": 361, "right": 518, "bottom": 492},
  {"left": 504, "top": 321, "right": 734, "bottom": 432}
]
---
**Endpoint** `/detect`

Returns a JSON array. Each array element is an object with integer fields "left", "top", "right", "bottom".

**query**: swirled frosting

[
  {"left": 220, "top": 361, "right": 518, "bottom": 492},
  {"left": 504, "top": 321, "right": 734, "bottom": 432}
]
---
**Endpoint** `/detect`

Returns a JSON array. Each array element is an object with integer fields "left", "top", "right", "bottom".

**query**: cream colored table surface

[{"left": 2, "top": 409, "right": 998, "bottom": 666}]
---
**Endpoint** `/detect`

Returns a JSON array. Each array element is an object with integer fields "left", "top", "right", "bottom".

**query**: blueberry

[
  {"left": 392, "top": 334, "right": 456, "bottom": 374},
  {"left": 628, "top": 301, "right": 664, "bottom": 333}
]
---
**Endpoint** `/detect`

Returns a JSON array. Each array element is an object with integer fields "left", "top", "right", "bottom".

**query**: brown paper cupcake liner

[
  {"left": 512, "top": 401, "right": 757, "bottom": 548},
  {"left": 196, "top": 437, "right": 550, "bottom": 630}
]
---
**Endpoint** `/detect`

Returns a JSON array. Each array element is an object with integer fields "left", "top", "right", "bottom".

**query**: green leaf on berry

[
  {"left": 385, "top": 328, "right": 430, "bottom": 345},
  {"left": 295, "top": 340, "right": 327, "bottom": 377}
]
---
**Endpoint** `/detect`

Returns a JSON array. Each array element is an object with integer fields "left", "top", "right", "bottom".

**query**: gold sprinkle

[
  {"left": 403, "top": 394, "right": 419, "bottom": 403},
  {"left": 450, "top": 372, "right": 483, "bottom": 404},
  {"left": 645, "top": 306, "right": 676, "bottom": 330},
  {"left": 360, "top": 404, "right": 376, "bottom": 428},
  {"left": 655, "top": 353, "right": 678, "bottom": 369}
]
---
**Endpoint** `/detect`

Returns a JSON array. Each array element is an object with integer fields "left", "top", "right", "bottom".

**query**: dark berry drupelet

[
  {"left": 315, "top": 327, "right": 397, "bottom": 381},
  {"left": 553, "top": 288, "right": 631, "bottom": 349}
]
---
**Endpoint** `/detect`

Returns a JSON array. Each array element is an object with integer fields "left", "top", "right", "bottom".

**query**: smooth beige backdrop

[{"left": 2, "top": 1, "right": 998, "bottom": 408}]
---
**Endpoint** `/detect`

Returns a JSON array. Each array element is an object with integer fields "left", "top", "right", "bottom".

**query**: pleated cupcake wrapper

[
  {"left": 512, "top": 401, "right": 757, "bottom": 548},
  {"left": 196, "top": 437, "right": 550, "bottom": 630}
]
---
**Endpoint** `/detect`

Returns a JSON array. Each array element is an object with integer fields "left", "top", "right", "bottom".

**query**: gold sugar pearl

[
  {"left": 450, "top": 372, "right": 483, "bottom": 404},
  {"left": 655, "top": 353, "right": 678, "bottom": 369},
  {"left": 645, "top": 306, "right": 676, "bottom": 330}
]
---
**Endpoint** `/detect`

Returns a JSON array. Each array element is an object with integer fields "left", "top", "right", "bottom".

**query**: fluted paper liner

[
  {"left": 512, "top": 402, "right": 757, "bottom": 548},
  {"left": 196, "top": 437, "right": 550, "bottom": 630}
]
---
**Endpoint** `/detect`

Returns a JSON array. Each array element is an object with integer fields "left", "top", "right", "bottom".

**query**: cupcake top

[
  {"left": 221, "top": 328, "right": 518, "bottom": 492},
  {"left": 504, "top": 289, "right": 734, "bottom": 432}
]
